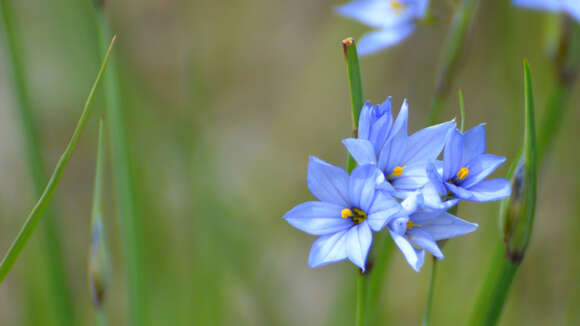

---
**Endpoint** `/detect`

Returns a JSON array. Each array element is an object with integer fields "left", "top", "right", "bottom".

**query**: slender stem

[
  {"left": 342, "top": 37, "right": 365, "bottom": 173},
  {"left": 468, "top": 244, "right": 519, "bottom": 326},
  {"left": 0, "top": 36, "right": 117, "bottom": 282},
  {"left": 421, "top": 258, "right": 439, "bottom": 326},
  {"left": 342, "top": 37, "right": 368, "bottom": 326},
  {"left": 355, "top": 272, "right": 368, "bottom": 326},
  {"left": 458, "top": 89, "right": 466, "bottom": 132},
  {"left": 366, "top": 237, "right": 394, "bottom": 324},
  {"left": 96, "top": 308, "right": 108, "bottom": 326},
  {"left": 95, "top": 8, "right": 148, "bottom": 325},
  {"left": 427, "top": 0, "right": 478, "bottom": 124}
]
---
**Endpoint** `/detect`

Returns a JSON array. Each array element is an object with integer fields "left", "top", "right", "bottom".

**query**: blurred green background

[{"left": 0, "top": 0, "right": 578, "bottom": 325}]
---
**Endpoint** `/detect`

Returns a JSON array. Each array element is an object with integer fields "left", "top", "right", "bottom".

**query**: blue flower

[
  {"left": 336, "top": 0, "right": 429, "bottom": 55},
  {"left": 343, "top": 98, "right": 455, "bottom": 202},
  {"left": 427, "top": 125, "right": 511, "bottom": 202},
  {"left": 387, "top": 194, "right": 478, "bottom": 271},
  {"left": 283, "top": 157, "right": 401, "bottom": 270},
  {"left": 513, "top": 0, "right": 580, "bottom": 22}
]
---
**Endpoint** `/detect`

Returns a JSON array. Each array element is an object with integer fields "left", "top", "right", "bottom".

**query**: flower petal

[
  {"left": 308, "top": 230, "right": 349, "bottom": 268},
  {"left": 445, "top": 182, "right": 474, "bottom": 200},
  {"left": 403, "top": 120, "right": 455, "bottom": 164},
  {"left": 307, "top": 156, "right": 349, "bottom": 206},
  {"left": 389, "top": 230, "right": 425, "bottom": 272},
  {"left": 349, "top": 164, "right": 383, "bottom": 211},
  {"left": 346, "top": 222, "right": 373, "bottom": 271},
  {"left": 513, "top": 0, "right": 563, "bottom": 12},
  {"left": 407, "top": 229, "right": 444, "bottom": 259},
  {"left": 284, "top": 201, "right": 353, "bottom": 235},
  {"left": 335, "top": 0, "right": 414, "bottom": 29},
  {"left": 368, "top": 108, "right": 394, "bottom": 152},
  {"left": 461, "top": 154, "right": 506, "bottom": 188},
  {"left": 443, "top": 129, "right": 463, "bottom": 181},
  {"left": 367, "top": 191, "right": 401, "bottom": 231},
  {"left": 390, "top": 162, "right": 429, "bottom": 191},
  {"left": 461, "top": 124, "right": 486, "bottom": 166},
  {"left": 426, "top": 161, "right": 446, "bottom": 195},
  {"left": 358, "top": 101, "right": 374, "bottom": 140},
  {"left": 378, "top": 100, "right": 409, "bottom": 172},
  {"left": 410, "top": 211, "right": 478, "bottom": 241},
  {"left": 343, "top": 138, "right": 377, "bottom": 166},
  {"left": 357, "top": 25, "right": 415, "bottom": 56},
  {"left": 465, "top": 178, "right": 511, "bottom": 202}
]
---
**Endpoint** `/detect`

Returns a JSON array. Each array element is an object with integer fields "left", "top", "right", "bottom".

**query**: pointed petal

[
  {"left": 378, "top": 100, "right": 409, "bottom": 172},
  {"left": 421, "top": 182, "right": 459, "bottom": 210},
  {"left": 390, "top": 162, "right": 429, "bottom": 191},
  {"left": 358, "top": 101, "right": 374, "bottom": 140},
  {"left": 461, "top": 154, "right": 506, "bottom": 188},
  {"left": 407, "top": 229, "right": 444, "bottom": 259},
  {"left": 411, "top": 211, "right": 478, "bottom": 241},
  {"left": 284, "top": 201, "right": 353, "bottom": 235},
  {"left": 367, "top": 191, "right": 401, "bottom": 231},
  {"left": 308, "top": 156, "right": 349, "bottom": 206},
  {"left": 343, "top": 138, "right": 377, "bottom": 166},
  {"left": 426, "top": 161, "right": 446, "bottom": 195},
  {"left": 349, "top": 164, "right": 383, "bottom": 212},
  {"left": 335, "top": 0, "right": 413, "bottom": 29},
  {"left": 403, "top": 120, "right": 456, "bottom": 163},
  {"left": 389, "top": 230, "right": 425, "bottom": 272},
  {"left": 346, "top": 223, "right": 373, "bottom": 271},
  {"left": 445, "top": 182, "right": 474, "bottom": 200},
  {"left": 309, "top": 230, "right": 349, "bottom": 268},
  {"left": 465, "top": 178, "right": 511, "bottom": 202},
  {"left": 357, "top": 25, "right": 415, "bottom": 56},
  {"left": 368, "top": 108, "right": 394, "bottom": 152},
  {"left": 462, "top": 124, "right": 486, "bottom": 165},
  {"left": 443, "top": 129, "right": 463, "bottom": 181}
]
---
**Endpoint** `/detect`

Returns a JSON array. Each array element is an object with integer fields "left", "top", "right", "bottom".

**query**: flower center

[
  {"left": 456, "top": 167, "right": 469, "bottom": 180},
  {"left": 391, "top": 0, "right": 407, "bottom": 12},
  {"left": 407, "top": 220, "right": 421, "bottom": 230},
  {"left": 388, "top": 165, "right": 406, "bottom": 179},
  {"left": 341, "top": 208, "right": 367, "bottom": 225}
]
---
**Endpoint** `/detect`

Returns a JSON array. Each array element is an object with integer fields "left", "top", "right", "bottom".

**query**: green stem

[
  {"left": 355, "top": 272, "right": 368, "bottom": 326},
  {"left": 0, "top": 36, "right": 117, "bottom": 282},
  {"left": 95, "top": 8, "right": 148, "bottom": 325},
  {"left": 421, "top": 258, "right": 439, "bottom": 326},
  {"left": 342, "top": 37, "right": 364, "bottom": 173},
  {"left": 96, "top": 309, "right": 107, "bottom": 326},
  {"left": 468, "top": 244, "right": 519, "bottom": 326},
  {"left": 342, "top": 37, "right": 368, "bottom": 326},
  {"left": 427, "top": 0, "right": 478, "bottom": 124},
  {"left": 366, "top": 237, "right": 394, "bottom": 325}
]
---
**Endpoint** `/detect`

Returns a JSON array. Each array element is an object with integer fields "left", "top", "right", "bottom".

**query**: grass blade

[{"left": 0, "top": 36, "right": 117, "bottom": 282}]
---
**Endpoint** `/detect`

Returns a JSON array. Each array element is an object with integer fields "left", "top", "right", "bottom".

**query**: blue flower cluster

[
  {"left": 513, "top": 0, "right": 580, "bottom": 22},
  {"left": 284, "top": 98, "right": 511, "bottom": 271}
]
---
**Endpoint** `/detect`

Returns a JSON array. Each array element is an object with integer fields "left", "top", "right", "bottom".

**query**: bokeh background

[{"left": 0, "top": 0, "right": 578, "bottom": 325}]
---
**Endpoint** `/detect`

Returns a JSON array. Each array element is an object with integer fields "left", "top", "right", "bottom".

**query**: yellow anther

[
  {"left": 457, "top": 167, "right": 469, "bottom": 180},
  {"left": 341, "top": 208, "right": 353, "bottom": 219},
  {"left": 391, "top": 1, "right": 406, "bottom": 12},
  {"left": 392, "top": 165, "right": 407, "bottom": 177},
  {"left": 407, "top": 220, "right": 421, "bottom": 230}
]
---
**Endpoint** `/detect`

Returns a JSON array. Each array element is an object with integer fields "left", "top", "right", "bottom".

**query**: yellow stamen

[
  {"left": 457, "top": 167, "right": 469, "bottom": 180},
  {"left": 341, "top": 208, "right": 353, "bottom": 219},
  {"left": 407, "top": 220, "right": 421, "bottom": 230},
  {"left": 391, "top": 1, "right": 406, "bottom": 12},
  {"left": 392, "top": 165, "right": 407, "bottom": 177}
]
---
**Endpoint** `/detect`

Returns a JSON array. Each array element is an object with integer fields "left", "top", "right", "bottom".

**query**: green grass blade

[
  {"left": 427, "top": 0, "right": 478, "bottom": 124},
  {"left": 0, "top": 36, "right": 117, "bottom": 283},
  {"left": 0, "top": 0, "right": 76, "bottom": 323},
  {"left": 468, "top": 59, "right": 537, "bottom": 326},
  {"left": 95, "top": 7, "right": 149, "bottom": 324},
  {"left": 420, "top": 258, "right": 439, "bottom": 326}
]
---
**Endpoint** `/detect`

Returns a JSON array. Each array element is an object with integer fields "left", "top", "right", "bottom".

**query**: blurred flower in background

[
  {"left": 336, "top": 0, "right": 429, "bottom": 55},
  {"left": 513, "top": 0, "right": 580, "bottom": 21}
]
